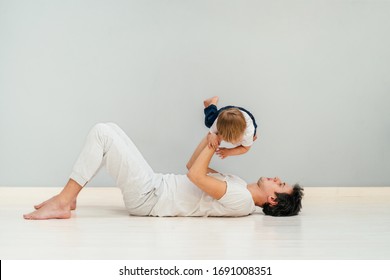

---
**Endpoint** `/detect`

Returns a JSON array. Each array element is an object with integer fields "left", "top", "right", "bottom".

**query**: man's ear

[{"left": 267, "top": 196, "right": 278, "bottom": 206}]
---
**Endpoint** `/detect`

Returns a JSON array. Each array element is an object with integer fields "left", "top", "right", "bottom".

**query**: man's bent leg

[
  {"left": 71, "top": 123, "right": 160, "bottom": 214},
  {"left": 25, "top": 123, "right": 158, "bottom": 219},
  {"left": 100, "top": 123, "right": 161, "bottom": 213},
  {"left": 33, "top": 124, "right": 112, "bottom": 212}
]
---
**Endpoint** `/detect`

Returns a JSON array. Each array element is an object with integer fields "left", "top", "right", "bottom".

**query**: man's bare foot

[
  {"left": 203, "top": 96, "right": 219, "bottom": 108},
  {"left": 34, "top": 195, "right": 77, "bottom": 210},
  {"left": 24, "top": 196, "right": 72, "bottom": 220}
]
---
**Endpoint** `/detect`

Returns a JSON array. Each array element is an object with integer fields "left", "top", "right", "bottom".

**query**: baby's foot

[
  {"left": 34, "top": 195, "right": 77, "bottom": 210},
  {"left": 24, "top": 196, "right": 72, "bottom": 220},
  {"left": 203, "top": 96, "right": 219, "bottom": 108}
]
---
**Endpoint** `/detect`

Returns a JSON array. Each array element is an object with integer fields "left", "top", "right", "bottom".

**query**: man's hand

[{"left": 207, "top": 133, "right": 220, "bottom": 149}]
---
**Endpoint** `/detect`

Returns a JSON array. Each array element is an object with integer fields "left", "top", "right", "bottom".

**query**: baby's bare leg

[
  {"left": 203, "top": 96, "right": 219, "bottom": 108},
  {"left": 23, "top": 179, "right": 82, "bottom": 220}
]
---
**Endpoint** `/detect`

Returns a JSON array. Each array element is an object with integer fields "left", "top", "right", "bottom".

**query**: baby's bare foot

[
  {"left": 24, "top": 197, "right": 72, "bottom": 220},
  {"left": 203, "top": 96, "right": 219, "bottom": 108}
]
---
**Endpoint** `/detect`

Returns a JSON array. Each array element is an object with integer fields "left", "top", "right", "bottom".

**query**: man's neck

[{"left": 247, "top": 183, "right": 267, "bottom": 207}]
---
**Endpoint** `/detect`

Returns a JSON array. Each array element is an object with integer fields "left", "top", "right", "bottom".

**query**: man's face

[{"left": 257, "top": 177, "right": 293, "bottom": 196}]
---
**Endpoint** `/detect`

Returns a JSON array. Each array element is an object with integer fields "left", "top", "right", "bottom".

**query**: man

[{"left": 23, "top": 123, "right": 303, "bottom": 220}]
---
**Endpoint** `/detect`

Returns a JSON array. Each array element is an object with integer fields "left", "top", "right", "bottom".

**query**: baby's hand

[
  {"left": 216, "top": 147, "right": 230, "bottom": 159},
  {"left": 207, "top": 133, "right": 220, "bottom": 149}
]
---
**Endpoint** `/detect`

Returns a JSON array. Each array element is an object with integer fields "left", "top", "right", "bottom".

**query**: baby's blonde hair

[{"left": 216, "top": 108, "right": 246, "bottom": 143}]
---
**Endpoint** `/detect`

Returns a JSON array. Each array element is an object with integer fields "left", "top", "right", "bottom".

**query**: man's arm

[
  {"left": 187, "top": 145, "right": 227, "bottom": 199},
  {"left": 186, "top": 135, "right": 208, "bottom": 170},
  {"left": 186, "top": 134, "right": 219, "bottom": 173}
]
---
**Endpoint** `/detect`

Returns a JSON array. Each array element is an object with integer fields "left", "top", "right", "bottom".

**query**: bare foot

[
  {"left": 24, "top": 196, "right": 72, "bottom": 220},
  {"left": 34, "top": 195, "right": 77, "bottom": 210},
  {"left": 203, "top": 96, "right": 219, "bottom": 108}
]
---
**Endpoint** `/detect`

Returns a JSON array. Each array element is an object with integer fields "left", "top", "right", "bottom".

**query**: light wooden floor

[{"left": 1, "top": 186, "right": 389, "bottom": 260}]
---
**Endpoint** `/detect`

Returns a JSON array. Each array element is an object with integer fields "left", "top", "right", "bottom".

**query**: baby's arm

[{"left": 216, "top": 145, "right": 251, "bottom": 159}]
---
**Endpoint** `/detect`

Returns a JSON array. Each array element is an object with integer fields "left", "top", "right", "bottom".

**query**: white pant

[{"left": 70, "top": 123, "right": 163, "bottom": 215}]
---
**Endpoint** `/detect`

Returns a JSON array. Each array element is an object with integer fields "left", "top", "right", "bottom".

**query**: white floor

[{"left": 1, "top": 186, "right": 389, "bottom": 260}]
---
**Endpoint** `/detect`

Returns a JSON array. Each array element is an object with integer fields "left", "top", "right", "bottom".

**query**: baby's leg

[
  {"left": 203, "top": 96, "right": 219, "bottom": 108},
  {"left": 204, "top": 97, "right": 220, "bottom": 128}
]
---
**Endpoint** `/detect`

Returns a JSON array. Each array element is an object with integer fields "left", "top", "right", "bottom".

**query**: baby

[{"left": 203, "top": 96, "right": 258, "bottom": 159}]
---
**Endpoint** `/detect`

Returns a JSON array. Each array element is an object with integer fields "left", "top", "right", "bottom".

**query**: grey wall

[{"left": 1, "top": 0, "right": 389, "bottom": 187}]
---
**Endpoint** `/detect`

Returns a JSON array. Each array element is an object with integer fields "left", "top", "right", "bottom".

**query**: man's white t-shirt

[
  {"left": 209, "top": 110, "right": 255, "bottom": 147},
  {"left": 151, "top": 173, "right": 256, "bottom": 217}
]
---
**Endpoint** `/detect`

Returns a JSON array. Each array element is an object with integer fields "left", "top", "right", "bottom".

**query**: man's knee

[
  {"left": 91, "top": 123, "right": 109, "bottom": 133},
  {"left": 89, "top": 123, "right": 115, "bottom": 141}
]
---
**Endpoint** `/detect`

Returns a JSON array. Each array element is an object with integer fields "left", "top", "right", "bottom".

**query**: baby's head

[{"left": 216, "top": 108, "right": 246, "bottom": 144}]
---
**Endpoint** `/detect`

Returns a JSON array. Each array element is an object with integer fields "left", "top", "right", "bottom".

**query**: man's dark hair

[{"left": 262, "top": 184, "right": 304, "bottom": 216}]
